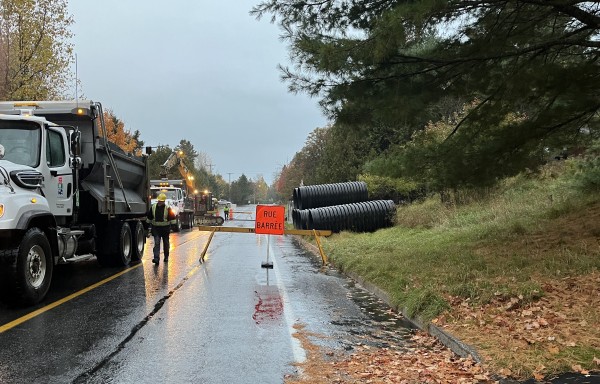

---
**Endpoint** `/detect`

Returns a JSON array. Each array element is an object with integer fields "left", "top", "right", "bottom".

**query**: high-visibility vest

[{"left": 151, "top": 204, "right": 175, "bottom": 226}]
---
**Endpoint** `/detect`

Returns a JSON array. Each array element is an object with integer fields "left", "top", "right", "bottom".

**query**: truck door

[
  {"left": 41, "top": 127, "right": 73, "bottom": 217},
  {"left": 177, "top": 189, "right": 185, "bottom": 212}
]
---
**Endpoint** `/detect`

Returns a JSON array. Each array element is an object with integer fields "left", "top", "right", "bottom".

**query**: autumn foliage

[{"left": 101, "top": 109, "right": 139, "bottom": 154}]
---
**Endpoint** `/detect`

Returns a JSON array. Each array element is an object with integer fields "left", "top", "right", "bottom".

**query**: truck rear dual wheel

[
  {"left": 181, "top": 214, "right": 191, "bottom": 230},
  {"left": 0, "top": 228, "right": 53, "bottom": 306},
  {"left": 172, "top": 217, "right": 182, "bottom": 233},
  {"left": 116, "top": 222, "right": 133, "bottom": 265},
  {"left": 96, "top": 221, "right": 133, "bottom": 267},
  {"left": 183, "top": 213, "right": 195, "bottom": 229},
  {"left": 131, "top": 220, "right": 145, "bottom": 262}
]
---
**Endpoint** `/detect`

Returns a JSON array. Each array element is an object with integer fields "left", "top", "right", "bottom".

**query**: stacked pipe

[
  {"left": 291, "top": 182, "right": 396, "bottom": 233},
  {"left": 293, "top": 181, "right": 368, "bottom": 210}
]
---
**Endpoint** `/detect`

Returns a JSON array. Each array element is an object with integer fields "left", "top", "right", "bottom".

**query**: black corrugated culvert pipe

[
  {"left": 293, "top": 181, "right": 368, "bottom": 210},
  {"left": 292, "top": 209, "right": 310, "bottom": 230},
  {"left": 306, "top": 200, "right": 396, "bottom": 233}
]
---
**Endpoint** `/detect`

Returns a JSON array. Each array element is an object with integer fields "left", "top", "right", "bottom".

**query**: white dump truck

[
  {"left": 150, "top": 178, "right": 193, "bottom": 231},
  {"left": 151, "top": 149, "right": 224, "bottom": 228},
  {"left": 0, "top": 101, "right": 150, "bottom": 306}
]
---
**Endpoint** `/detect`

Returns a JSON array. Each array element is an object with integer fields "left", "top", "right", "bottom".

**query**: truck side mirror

[
  {"left": 70, "top": 130, "right": 81, "bottom": 156},
  {"left": 69, "top": 129, "right": 82, "bottom": 169}
]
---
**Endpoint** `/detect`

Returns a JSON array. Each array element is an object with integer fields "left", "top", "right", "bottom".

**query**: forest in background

[
  {"left": 1, "top": 0, "right": 598, "bottom": 204},
  {"left": 255, "top": 1, "right": 599, "bottom": 203}
]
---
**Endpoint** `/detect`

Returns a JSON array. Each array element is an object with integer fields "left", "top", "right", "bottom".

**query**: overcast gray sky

[{"left": 67, "top": 1, "right": 327, "bottom": 185}]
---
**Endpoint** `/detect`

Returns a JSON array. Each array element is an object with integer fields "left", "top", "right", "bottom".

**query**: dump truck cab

[{"left": 0, "top": 100, "right": 150, "bottom": 306}]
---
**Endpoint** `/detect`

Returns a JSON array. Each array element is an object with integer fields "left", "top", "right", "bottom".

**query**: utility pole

[
  {"left": 207, "top": 163, "right": 214, "bottom": 174},
  {"left": 227, "top": 172, "right": 233, "bottom": 201}
]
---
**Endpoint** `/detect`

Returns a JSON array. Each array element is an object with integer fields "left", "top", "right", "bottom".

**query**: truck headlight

[{"left": 0, "top": 203, "right": 4, "bottom": 218}]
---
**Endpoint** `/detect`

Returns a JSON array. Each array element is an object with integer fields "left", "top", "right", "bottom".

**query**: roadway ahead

[{"left": 0, "top": 205, "right": 413, "bottom": 384}]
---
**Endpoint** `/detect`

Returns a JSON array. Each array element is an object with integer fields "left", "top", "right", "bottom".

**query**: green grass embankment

[{"left": 321, "top": 162, "right": 600, "bottom": 323}]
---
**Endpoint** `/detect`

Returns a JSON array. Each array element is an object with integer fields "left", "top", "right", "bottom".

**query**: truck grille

[{"left": 10, "top": 170, "right": 44, "bottom": 189}]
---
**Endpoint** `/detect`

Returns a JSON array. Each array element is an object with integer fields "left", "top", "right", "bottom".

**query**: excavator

[{"left": 151, "top": 150, "right": 224, "bottom": 227}]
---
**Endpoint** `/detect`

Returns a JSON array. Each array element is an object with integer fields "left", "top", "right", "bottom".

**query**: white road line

[{"left": 268, "top": 237, "right": 307, "bottom": 364}]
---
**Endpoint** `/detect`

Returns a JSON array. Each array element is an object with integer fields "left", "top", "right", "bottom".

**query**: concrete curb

[{"left": 293, "top": 235, "right": 483, "bottom": 363}]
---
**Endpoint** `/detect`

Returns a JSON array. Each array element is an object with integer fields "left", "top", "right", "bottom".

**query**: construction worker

[
  {"left": 223, "top": 203, "right": 230, "bottom": 221},
  {"left": 147, "top": 193, "right": 177, "bottom": 264}
]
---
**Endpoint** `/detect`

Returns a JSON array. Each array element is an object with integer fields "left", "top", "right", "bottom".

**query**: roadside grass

[
  {"left": 319, "top": 161, "right": 600, "bottom": 375},
  {"left": 323, "top": 162, "right": 599, "bottom": 320},
  {"left": 477, "top": 341, "right": 600, "bottom": 379}
]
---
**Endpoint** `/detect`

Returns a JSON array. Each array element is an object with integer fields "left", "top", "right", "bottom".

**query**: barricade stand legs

[
  {"left": 313, "top": 229, "right": 328, "bottom": 266},
  {"left": 200, "top": 228, "right": 216, "bottom": 262}
]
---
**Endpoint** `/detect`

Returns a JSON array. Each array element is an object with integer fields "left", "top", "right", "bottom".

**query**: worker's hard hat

[{"left": 157, "top": 193, "right": 167, "bottom": 201}]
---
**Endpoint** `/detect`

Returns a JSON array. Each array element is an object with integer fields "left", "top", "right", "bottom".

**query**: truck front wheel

[{"left": 3, "top": 228, "right": 53, "bottom": 306}]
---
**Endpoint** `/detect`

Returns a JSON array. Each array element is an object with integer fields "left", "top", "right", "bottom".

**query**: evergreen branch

[{"left": 522, "top": 0, "right": 600, "bottom": 28}]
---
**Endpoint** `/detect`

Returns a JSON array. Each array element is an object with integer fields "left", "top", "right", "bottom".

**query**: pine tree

[{"left": 253, "top": 1, "right": 600, "bottom": 187}]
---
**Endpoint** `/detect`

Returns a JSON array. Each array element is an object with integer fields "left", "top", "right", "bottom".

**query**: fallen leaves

[
  {"left": 287, "top": 325, "right": 498, "bottom": 384},
  {"left": 547, "top": 345, "right": 560, "bottom": 355},
  {"left": 285, "top": 271, "right": 599, "bottom": 382},
  {"left": 442, "top": 272, "right": 600, "bottom": 378}
]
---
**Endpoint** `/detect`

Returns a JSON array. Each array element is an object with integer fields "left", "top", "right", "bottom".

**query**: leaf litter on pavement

[
  {"left": 283, "top": 270, "right": 599, "bottom": 383},
  {"left": 285, "top": 323, "right": 497, "bottom": 383}
]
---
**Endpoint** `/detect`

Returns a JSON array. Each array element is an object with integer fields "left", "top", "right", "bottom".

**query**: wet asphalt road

[
  {"left": 0, "top": 205, "right": 413, "bottom": 384},
  {"left": 1, "top": 205, "right": 598, "bottom": 384}
]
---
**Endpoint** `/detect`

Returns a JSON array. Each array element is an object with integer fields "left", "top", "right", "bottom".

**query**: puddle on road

[
  {"left": 317, "top": 273, "right": 418, "bottom": 355},
  {"left": 284, "top": 239, "right": 417, "bottom": 351}
]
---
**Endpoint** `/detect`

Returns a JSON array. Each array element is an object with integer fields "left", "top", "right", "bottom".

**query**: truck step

[{"left": 60, "top": 254, "right": 95, "bottom": 264}]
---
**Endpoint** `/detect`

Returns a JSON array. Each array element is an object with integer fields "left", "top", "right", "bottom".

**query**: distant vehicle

[
  {"left": 150, "top": 179, "right": 190, "bottom": 232},
  {"left": 154, "top": 150, "right": 224, "bottom": 227},
  {"left": 218, "top": 199, "right": 231, "bottom": 206}
]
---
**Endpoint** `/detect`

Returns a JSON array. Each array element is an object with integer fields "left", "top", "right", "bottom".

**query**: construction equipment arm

[{"left": 160, "top": 150, "right": 197, "bottom": 194}]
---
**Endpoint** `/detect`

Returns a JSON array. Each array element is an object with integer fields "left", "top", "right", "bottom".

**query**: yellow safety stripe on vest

[{"left": 151, "top": 204, "right": 171, "bottom": 226}]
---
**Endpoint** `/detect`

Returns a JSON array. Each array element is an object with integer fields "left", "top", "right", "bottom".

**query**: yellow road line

[{"left": 0, "top": 262, "right": 144, "bottom": 333}]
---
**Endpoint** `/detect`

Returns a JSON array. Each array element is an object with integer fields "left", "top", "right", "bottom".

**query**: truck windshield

[
  {"left": 0, "top": 120, "right": 41, "bottom": 167},
  {"left": 151, "top": 189, "right": 178, "bottom": 200}
]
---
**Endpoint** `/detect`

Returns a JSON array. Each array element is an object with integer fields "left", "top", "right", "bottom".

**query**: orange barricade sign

[{"left": 255, "top": 205, "right": 285, "bottom": 235}]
